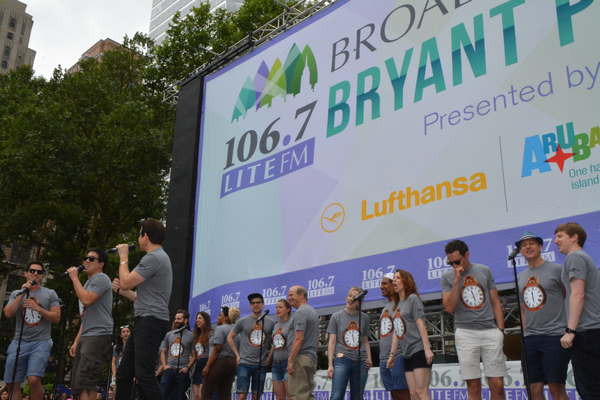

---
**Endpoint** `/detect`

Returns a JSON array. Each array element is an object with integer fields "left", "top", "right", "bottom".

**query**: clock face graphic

[
  {"left": 380, "top": 309, "right": 393, "bottom": 338},
  {"left": 170, "top": 337, "right": 183, "bottom": 358},
  {"left": 460, "top": 276, "right": 485, "bottom": 310},
  {"left": 195, "top": 342, "right": 205, "bottom": 357},
  {"left": 523, "top": 277, "right": 547, "bottom": 311},
  {"left": 343, "top": 321, "right": 360, "bottom": 349},
  {"left": 79, "top": 301, "right": 86, "bottom": 318},
  {"left": 393, "top": 309, "right": 406, "bottom": 340},
  {"left": 249, "top": 323, "right": 266, "bottom": 347},
  {"left": 23, "top": 297, "right": 42, "bottom": 327},
  {"left": 273, "top": 327, "right": 286, "bottom": 350}
]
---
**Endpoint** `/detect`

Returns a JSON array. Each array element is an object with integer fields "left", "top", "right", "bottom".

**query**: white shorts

[{"left": 455, "top": 327, "right": 508, "bottom": 380}]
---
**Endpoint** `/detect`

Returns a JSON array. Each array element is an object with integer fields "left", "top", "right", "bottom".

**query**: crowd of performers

[{"left": 2, "top": 220, "right": 600, "bottom": 400}]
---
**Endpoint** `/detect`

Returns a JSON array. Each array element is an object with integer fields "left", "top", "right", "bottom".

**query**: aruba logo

[
  {"left": 231, "top": 43, "right": 318, "bottom": 123},
  {"left": 521, "top": 122, "right": 600, "bottom": 177}
]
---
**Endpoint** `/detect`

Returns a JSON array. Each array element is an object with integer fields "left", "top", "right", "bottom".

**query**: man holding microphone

[{"left": 3, "top": 260, "right": 60, "bottom": 400}]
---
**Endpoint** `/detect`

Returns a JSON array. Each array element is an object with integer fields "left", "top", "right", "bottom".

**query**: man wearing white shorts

[{"left": 442, "top": 240, "right": 507, "bottom": 400}]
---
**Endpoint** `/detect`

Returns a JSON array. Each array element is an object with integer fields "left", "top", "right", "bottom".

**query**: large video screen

[{"left": 190, "top": 0, "right": 600, "bottom": 318}]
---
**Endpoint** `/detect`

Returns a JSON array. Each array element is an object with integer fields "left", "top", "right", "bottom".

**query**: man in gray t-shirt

[
  {"left": 160, "top": 310, "right": 195, "bottom": 400},
  {"left": 3, "top": 261, "right": 61, "bottom": 400},
  {"left": 228, "top": 293, "right": 274, "bottom": 399},
  {"left": 442, "top": 240, "right": 506, "bottom": 400},
  {"left": 115, "top": 219, "right": 173, "bottom": 400},
  {"left": 68, "top": 248, "right": 113, "bottom": 400},
  {"left": 555, "top": 222, "right": 600, "bottom": 399},
  {"left": 287, "top": 286, "right": 319, "bottom": 400},
  {"left": 515, "top": 231, "right": 569, "bottom": 400}
]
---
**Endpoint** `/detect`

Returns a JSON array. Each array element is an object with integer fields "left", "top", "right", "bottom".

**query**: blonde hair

[{"left": 228, "top": 307, "right": 241, "bottom": 324}]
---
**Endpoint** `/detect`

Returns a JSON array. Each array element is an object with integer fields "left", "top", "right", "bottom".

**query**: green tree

[{"left": 0, "top": 41, "right": 174, "bottom": 380}]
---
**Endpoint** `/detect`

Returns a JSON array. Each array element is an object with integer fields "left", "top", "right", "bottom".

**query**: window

[
  {"left": 4, "top": 46, "right": 10, "bottom": 57},
  {"left": 9, "top": 18, "right": 16, "bottom": 29},
  {"left": 7, "top": 32, "right": 13, "bottom": 40},
  {"left": 0, "top": 13, "right": 4, "bottom": 26},
  {"left": 21, "top": 22, "right": 25, "bottom": 35},
  {"left": 1, "top": 61, "right": 7, "bottom": 69}
]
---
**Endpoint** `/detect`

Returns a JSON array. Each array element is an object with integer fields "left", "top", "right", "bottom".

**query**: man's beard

[{"left": 173, "top": 321, "right": 185, "bottom": 330}]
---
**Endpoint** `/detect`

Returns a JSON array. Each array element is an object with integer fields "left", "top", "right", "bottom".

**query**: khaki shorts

[
  {"left": 455, "top": 327, "right": 508, "bottom": 380},
  {"left": 71, "top": 335, "right": 112, "bottom": 394}
]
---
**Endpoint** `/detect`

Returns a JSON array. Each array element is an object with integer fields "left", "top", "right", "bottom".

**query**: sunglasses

[
  {"left": 83, "top": 256, "right": 100, "bottom": 262},
  {"left": 28, "top": 269, "right": 44, "bottom": 275},
  {"left": 137, "top": 232, "right": 145, "bottom": 238},
  {"left": 447, "top": 256, "right": 463, "bottom": 266},
  {"left": 120, "top": 325, "right": 130, "bottom": 330}
]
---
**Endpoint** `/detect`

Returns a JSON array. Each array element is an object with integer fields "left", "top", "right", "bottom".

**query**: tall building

[
  {"left": 67, "top": 38, "right": 121, "bottom": 74},
  {"left": 0, "top": 0, "right": 35, "bottom": 74},
  {"left": 149, "top": 0, "right": 244, "bottom": 45}
]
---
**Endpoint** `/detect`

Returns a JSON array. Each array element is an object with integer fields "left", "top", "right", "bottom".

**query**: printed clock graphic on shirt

[
  {"left": 170, "top": 336, "right": 183, "bottom": 358},
  {"left": 343, "top": 321, "right": 360, "bottom": 349},
  {"left": 195, "top": 342, "right": 205, "bottom": 357},
  {"left": 460, "top": 276, "right": 485, "bottom": 310},
  {"left": 523, "top": 276, "right": 547, "bottom": 311},
  {"left": 380, "top": 309, "right": 393, "bottom": 338},
  {"left": 273, "top": 327, "right": 286, "bottom": 350},
  {"left": 393, "top": 308, "right": 406, "bottom": 340},
  {"left": 249, "top": 323, "right": 267, "bottom": 347},
  {"left": 23, "top": 297, "right": 42, "bottom": 327}
]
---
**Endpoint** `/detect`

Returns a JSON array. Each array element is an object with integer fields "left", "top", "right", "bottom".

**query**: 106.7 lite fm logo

[
  {"left": 521, "top": 121, "right": 600, "bottom": 189},
  {"left": 220, "top": 43, "right": 319, "bottom": 198}
]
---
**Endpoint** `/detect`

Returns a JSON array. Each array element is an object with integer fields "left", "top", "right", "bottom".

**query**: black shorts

[
  {"left": 71, "top": 335, "right": 112, "bottom": 394},
  {"left": 403, "top": 350, "right": 432, "bottom": 372}
]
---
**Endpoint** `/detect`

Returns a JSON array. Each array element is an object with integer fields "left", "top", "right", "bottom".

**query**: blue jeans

[
  {"left": 330, "top": 356, "right": 368, "bottom": 400},
  {"left": 161, "top": 368, "right": 191, "bottom": 400},
  {"left": 3, "top": 339, "right": 52, "bottom": 383},
  {"left": 116, "top": 316, "right": 170, "bottom": 400},
  {"left": 236, "top": 364, "right": 267, "bottom": 395}
]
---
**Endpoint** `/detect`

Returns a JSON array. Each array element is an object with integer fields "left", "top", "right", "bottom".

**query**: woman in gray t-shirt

[
  {"left": 192, "top": 311, "right": 213, "bottom": 400},
  {"left": 388, "top": 269, "right": 433, "bottom": 400},
  {"left": 327, "top": 286, "right": 372, "bottom": 400},
  {"left": 266, "top": 299, "right": 292, "bottom": 400}
]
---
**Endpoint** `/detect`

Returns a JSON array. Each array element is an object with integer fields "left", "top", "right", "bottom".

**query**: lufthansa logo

[{"left": 321, "top": 203, "right": 345, "bottom": 233}]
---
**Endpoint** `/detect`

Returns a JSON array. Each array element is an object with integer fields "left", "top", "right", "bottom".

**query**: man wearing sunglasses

[
  {"left": 3, "top": 261, "right": 60, "bottom": 400},
  {"left": 441, "top": 240, "right": 507, "bottom": 400},
  {"left": 67, "top": 248, "right": 113, "bottom": 400},
  {"left": 114, "top": 219, "right": 172, "bottom": 400}
]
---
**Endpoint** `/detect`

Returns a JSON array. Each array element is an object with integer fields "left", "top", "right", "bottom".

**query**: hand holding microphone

[
  {"left": 107, "top": 244, "right": 136, "bottom": 254},
  {"left": 61, "top": 265, "right": 85, "bottom": 279},
  {"left": 16, "top": 280, "right": 37, "bottom": 296}
]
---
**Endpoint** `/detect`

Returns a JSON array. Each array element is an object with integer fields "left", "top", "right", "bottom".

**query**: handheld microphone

[
  {"left": 107, "top": 244, "right": 137, "bottom": 254},
  {"left": 16, "top": 281, "right": 37, "bottom": 296},
  {"left": 352, "top": 289, "right": 368, "bottom": 303},
  {"left": 256, "top": 309, "right": 270, "bottom": 323},
  {"left": 507, "top": 247, "right": 520, "bottom": 261},
  {"left": 61, "top": 265, "right": 85, "bottom": 279}
]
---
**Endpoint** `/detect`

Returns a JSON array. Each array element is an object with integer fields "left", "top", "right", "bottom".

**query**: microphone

[
  {"left": 507, "top": 247, "right": 520, "bottom": 261},
  {"left": 61, "top": 265, "right": 85, "bottom": 279},
  {"left": 173, "top": 325, "right": 187, "bottom": 334},
  {"left": 107, "top": 244, "right": 136, "bottom": 254},
  {"left": 352, "top": 289, "right": 368, "bottom": 303},
  {"left": 15, "top": 281, "right": 37, "bottom": 296},
  {"left": 256, "top": 309, "right": 270, "bottom": 323}
]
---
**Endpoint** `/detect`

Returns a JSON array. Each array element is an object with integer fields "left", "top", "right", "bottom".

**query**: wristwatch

[{"left": 565, "top": 327, "right": 577, "bottom": 334}]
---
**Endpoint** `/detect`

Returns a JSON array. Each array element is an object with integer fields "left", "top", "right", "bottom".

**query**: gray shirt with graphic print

[
  {"left": 233, "top": 314, "right": 274, "bottom": 365},
  {"left": 327, "top": 309, "right": 370, "bottom": 362},
  {"left": 9, "top": 286, "right": 60, "bottom": 342},
  {"left": 394, "top": 294, "right": 425, "bottom": 358}
]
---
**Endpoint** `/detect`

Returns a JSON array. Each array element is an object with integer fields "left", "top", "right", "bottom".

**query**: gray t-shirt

[
  {"left": 288, "top": 303, "right": 319, "bottom": 365},
  {"left": 518, "top": 261, "right": 566, "bottom": 336},
  {"left": 214, "top": 324, "right": 236, "bottom": 359},
  {"left": 133, "top": 247, "right": 172, "bottom": 322},
  {"left": 80, "top": 272, "right": 113, "bottom": 336},
  {"left": 327, "top": 309, "right": 370, "bottom": 362},
  {"left": 8, "top": 286, "right": 60, "bottom": 342},
  {"left": 561, "top": 249, "right": 600, "bottom": 331},
  {"left": 393, "top": 294, "right": 425, "bottom": 358},
  {"left": 233, "top": 314, "right": 275, "bottom": 365},
  {"left": 195, "top": 331, "right": 212, "bottom": 360},
  {"left": 441, "top": 263, "right": 497, "bottom": 330},
  {"left": 272, "top": 319, "right": 291, "bottom": 361},
  {"left": 162, "top": 329, "right": 195, "bottom": 369},
  {"left": 379, "top": 301, "right": 402, "bottom": 362}
]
